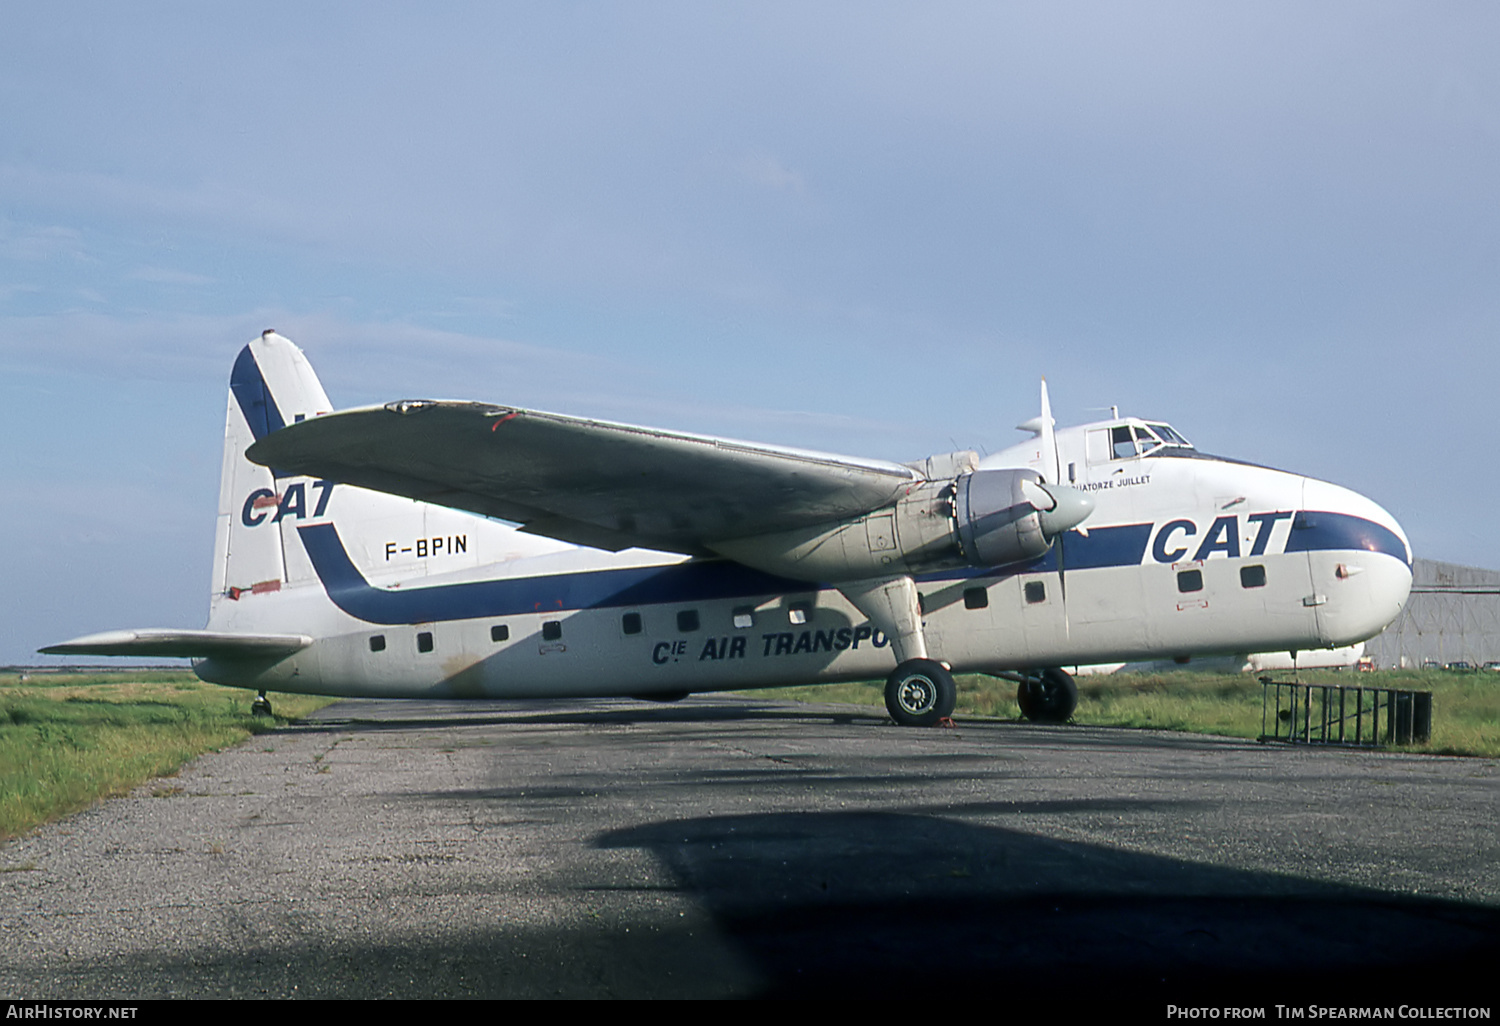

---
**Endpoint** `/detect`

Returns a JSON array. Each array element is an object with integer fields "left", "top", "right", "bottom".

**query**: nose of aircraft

[{"left": 1299, "top": 476, "right": 1413, "bottom": 647}]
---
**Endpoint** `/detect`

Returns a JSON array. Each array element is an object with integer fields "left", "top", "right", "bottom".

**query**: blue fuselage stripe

[
  {"left": 299, "top": 524, "right": 814, "bottom": 625},
  {"left": 298, "top": 510, "right": 1405, "bottom": 627},
  {"left": 1284, "top": 511, "right": 1410, "bottom": 565}
]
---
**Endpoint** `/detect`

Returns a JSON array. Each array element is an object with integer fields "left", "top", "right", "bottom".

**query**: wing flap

[
  {"left": 40, "top": 629, "right": 312, "bottom": 659},
  {"left": 247, "top": 402, "right": 917, "bottom": 552}
]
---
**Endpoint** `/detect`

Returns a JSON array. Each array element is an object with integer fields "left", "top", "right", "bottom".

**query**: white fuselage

[{"left": 197, "top": 418, "right": 1413, "bottom": 700}]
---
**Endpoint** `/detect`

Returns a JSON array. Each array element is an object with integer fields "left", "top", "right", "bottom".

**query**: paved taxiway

[{"left": 1, "top": 696, "right": 1496, "bottom": 999}]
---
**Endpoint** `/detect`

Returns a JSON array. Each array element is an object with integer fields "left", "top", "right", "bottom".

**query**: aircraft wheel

[
  {"left": 251, "top": 692, "right": 273, "bottom": 717},
  {"left": 884, "top": 659, "right": 956, "bottom": 727},
  {"left": 1016, "top": 668, "right": 1077, "bottom": 723}
]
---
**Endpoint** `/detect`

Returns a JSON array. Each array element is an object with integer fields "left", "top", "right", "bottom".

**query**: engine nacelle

[
  {"left": 707, "top": 467, "right": 1064, "bottom": 583},
  {"left": 953, "top": 468, "right": 1052, "bottom": 569}
]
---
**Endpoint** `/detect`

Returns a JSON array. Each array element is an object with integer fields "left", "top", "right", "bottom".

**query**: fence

[{"left": 1259, "top": 678, "right": 1431, "bottom": 746}]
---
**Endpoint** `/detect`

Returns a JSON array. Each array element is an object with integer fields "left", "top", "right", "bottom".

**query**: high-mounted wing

[{"left": 246, "top": 401, "right": 919, "bottom": 553}]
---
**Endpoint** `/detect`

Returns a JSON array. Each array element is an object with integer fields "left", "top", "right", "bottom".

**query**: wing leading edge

[{"left": 246, "top": 401, "right": 919, "bottom": 553}]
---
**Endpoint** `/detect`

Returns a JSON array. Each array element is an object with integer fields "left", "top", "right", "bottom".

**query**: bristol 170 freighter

[{"left": 46, "top": 332, "right": 1412, "bottom": 726}]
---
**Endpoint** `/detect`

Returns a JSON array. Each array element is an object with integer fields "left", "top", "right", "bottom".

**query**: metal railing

[{"left": 1259, "top": 678, "right": 1431, "bottom": 746}]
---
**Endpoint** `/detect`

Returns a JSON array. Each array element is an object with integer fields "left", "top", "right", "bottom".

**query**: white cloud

[
  {"left": 0, "top": 219, "right": 89, "bottom": 263},
  {"left": 738, "top": 152, "right": 807, "bottom": 195},
  {"left": 127, "top": 266, "right": 218, "bottom": 286}
]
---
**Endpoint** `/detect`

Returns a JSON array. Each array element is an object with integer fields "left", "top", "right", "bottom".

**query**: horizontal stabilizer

[{"left": 40, "top": 629, "right": 312, "bottom": 659}]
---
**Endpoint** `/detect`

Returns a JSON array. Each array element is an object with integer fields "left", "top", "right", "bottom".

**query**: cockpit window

[
  {"left": 1103, "top": 421, "right": 1195, "bottom": 461},
  {"left": 1147, "top": 423, "right": 1192, "bottom": 448}
]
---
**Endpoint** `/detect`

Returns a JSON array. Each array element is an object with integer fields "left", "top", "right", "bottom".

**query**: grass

[
  {"left": 0, "top": 669, "right": 334, "bottom": 844},
  {"left": 753, "top": 669, "right": 1500, "bottom": 758}
]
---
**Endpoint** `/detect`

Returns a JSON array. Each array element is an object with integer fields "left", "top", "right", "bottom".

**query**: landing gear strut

[
  {"left": 1016, "top": 668, "right": 1077, "bottom": 723},
  {"left": 251, "top": 691, "right": 273, "bottom": 717},
  {"left": 884, "top": 659, "right": 957, "bottom": 728}
]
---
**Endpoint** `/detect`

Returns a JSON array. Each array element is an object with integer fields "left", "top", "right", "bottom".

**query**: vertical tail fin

[
  {"left": 208, "top": 330, "right": 572, "bottom": 635},
  {"left": 209, "top": 331, "right": 333, "bottom": 628}
]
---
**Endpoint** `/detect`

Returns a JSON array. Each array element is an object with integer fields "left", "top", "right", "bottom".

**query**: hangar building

[{"left": 1365, "top": 558, "right": 1500, "bottom": 668}]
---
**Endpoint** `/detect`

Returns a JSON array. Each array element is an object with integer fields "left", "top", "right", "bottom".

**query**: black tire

[
  {"left": 884, "top": 659, "right": 957, "bottom": 727},
  {"left": 1016, "top": 668, "right": 1077, "bottom": 723}
]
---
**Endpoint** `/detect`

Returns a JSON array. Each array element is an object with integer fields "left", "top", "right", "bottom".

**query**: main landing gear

[
  {"left": 251, "top": 691, "right": 273, "bottom": 717},
  {"left": 837, "top": 576, "right": 954, "bottom": 729},
  {"left": 836, "top": 575, "right": 1073, "bottom": 728},
  {"left": 1015, "top": 668, "right": 1077, "bottom": 723},
  {"left": 883, "top": 659, "right": 957, "bottom": 728}
]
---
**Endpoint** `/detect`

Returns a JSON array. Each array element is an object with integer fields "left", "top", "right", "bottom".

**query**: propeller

[{"left": 1023, "top": 380, "right": 1094, "bottom": 629}]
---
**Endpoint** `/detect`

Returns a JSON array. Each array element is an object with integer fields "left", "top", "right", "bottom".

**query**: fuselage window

[
  {"left": 1177, "top": 569, "right": 1204, "bottom": 593},
  {"left": 1112, "top": 426, "right": 1137, "bottom": 459},
  {"left": 1024, "top": 581, "right": 1046, "bottom": 604},
  {"left": 677, "top": 610, "right": 699, "bottom": 632},
  {"left": 417, "top": 631, "right": 434, "bottom": 653},
  {"left": 542, "top": 620, "right": 562, "bottom": 641},
  {"left": 964, "top": 586, "right": 989, "bottom": 610},
  {"left": 369, "top": 634, "right": 386, "bottom": 653},
  {"left": 490, "top": 624, "right": 509, "bottom": 643},
  {"left": 622, "top": 612, "right": 642, "bottom": 635},
  {"left": 1240, "top": 565, "right": 1267, "bottom": 589},
  {"left": 732, "top": 607, "right": 755, "bottom": 629},
  {"left": 788, "top": 602, "right": 812, "bottom": 625}
]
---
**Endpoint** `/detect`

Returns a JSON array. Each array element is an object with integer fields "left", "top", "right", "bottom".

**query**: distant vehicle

[
  {"left": 1423, "top": 660, "right": 1444, "bottom": 670},
  {"left": 1356, "top": 656, "right": 1376, "bottom": 672},
  {"left": 1485, "top": 661, "right": 1500, "bottom": 671},
  {"left": 1445, "top": 661, "right": 1474, "bottom": 671}
]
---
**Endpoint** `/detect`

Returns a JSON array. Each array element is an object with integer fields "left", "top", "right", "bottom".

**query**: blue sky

[{"left": 5, "top": 3, "right": 1499, "bottom": 664}]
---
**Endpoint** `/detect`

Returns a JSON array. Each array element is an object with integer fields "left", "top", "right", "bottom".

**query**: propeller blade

[
  {"left": 1057, "top": 526, "right": 1070, "bottom": 636},
  {"left": 1018, "top": 476, "right": 1057, "bottom": 512},
  {"left": 1039, "top": 379, "right": 1060, "bottom": 485}
]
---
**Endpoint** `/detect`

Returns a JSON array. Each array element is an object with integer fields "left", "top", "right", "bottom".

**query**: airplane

[{"left": 43, "top": 331, "right": 1414, "bottom": 728}]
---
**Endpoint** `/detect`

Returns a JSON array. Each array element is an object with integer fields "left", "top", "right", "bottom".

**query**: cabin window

[
  {"left": 788, "top": 602, "right": 812, "bottom": 625},
  {"left": 677, "top": 610, "right": 699, "bottom": 632},
  {"left": 1024, "top": 581, "right": 1046, "bottom": 604},
  {"left": 732, "top": 607, "right": 755, "bottom": 629},
  {"left": 369, "top": 635, "right": 386, "bottom": 653},
  {"left": 1112, "top": 426, "right": 1137, "bottom": 459},
  {"left": 490, "top": 624, "right": 509, "bottom": 643},
  {"left": 622, "top": 612, "right": 642, "bottom": 635},
  {"left": 1240, "top": 565, "right": 1267, "bottom": 589},
  {"left": 542, "top": 620, "right": 562, "bottom": 641},
  {"left": 417, "top": 631, "right": 434, "bottom": 653},
  {"left": 1177, "top": 569, "right": 1204, "bottom": 593},
  {"left": 964, "top": 587, "right": 989, "bottom": 610}
]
